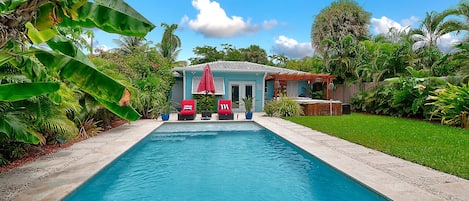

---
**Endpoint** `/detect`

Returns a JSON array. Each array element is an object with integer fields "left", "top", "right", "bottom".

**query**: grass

[{"left": 285, "top": 113, "right": 469, "bottom": 180}]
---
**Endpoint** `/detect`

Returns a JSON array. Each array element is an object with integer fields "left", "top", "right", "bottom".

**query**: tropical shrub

[
  {"left": 390, "top": 77, "right": 438, "bottom": 118},
  {"left": 351, "top": 77, "right": 444, "bottom": 118},
  {"left": 351, "top": 85, "right": 396, "bottom": 115},
  {"left": 242, "top": 96, "right": 254, "bottom": 112},
  {"left": 0, "top": 141, "right": 26, "bottom": 165},
  {"left": 0, "top": 0, "right": 155, "bottom": 146},
  {"left": 0, "top": 153, "right": 9, "bottom": 166},
  {"left": 264, "top": 96, "right": 303, "bottom": 117},
  {"left": 78, "top": 118, "right": 104, "bottom": 139},
  {"left": 193, "top": 94, "right": 216, "bottom": 113},
  {"left": 428, "top": 83, "right": 469, "bottom": 127},
  {"left": 264, "top": 100, "right": 280, "bottom": 117}
]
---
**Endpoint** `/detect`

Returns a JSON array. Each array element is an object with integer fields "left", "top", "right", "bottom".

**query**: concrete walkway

[{"left": 1, "top": 113, "right": 469, "bottom": 200}]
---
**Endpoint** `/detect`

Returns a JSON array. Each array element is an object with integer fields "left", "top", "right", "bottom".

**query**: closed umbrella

[
  {"left": 197, "top": 64, "right": 215, "bottom": 120},
  {"left": 197, "top": 64, "right": 215, "bottom": 95}
]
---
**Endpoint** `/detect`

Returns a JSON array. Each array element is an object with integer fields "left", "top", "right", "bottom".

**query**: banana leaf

[
  {"left": 33, "top": 47, "right": 141, "bottom": 121},
  {"left": 0, "top": 52, "right": 14, "bottom": 66},
  {"left": 0, "top": 0, "right": 29, "bottom": 14},
  {"left": 34, "top": 48, "right": 125, "bottom": 103},
  {"left": 0, "top": 82, "right": 60, "bottom": 102},
  {"left": 46, "top": 35, "right": 78, "bottom": 57},
  {"left": 25, "top": 22, "right": 58, "bottom": 44},
  {"left": 96, "top": 97, "right": 141, "bottom": 121},
  {"left": 59, "top": 0, "right": 155, "bottom": 37}
]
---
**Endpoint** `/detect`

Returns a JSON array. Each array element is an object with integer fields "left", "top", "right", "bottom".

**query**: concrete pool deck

[{"left": 1, "top": 113, "right": 468, "bottom": 201}]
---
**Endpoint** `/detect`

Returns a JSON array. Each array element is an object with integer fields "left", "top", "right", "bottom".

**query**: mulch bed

[{"left": 0, "top": 119, "right": 129, "bottom": 174}]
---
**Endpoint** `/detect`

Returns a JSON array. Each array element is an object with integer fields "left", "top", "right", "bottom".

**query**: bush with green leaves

[
  {"left": 193, "top": 94, "right": 216, "bottom": 113},
  {"left": 351, "top": 85, "right": 396, "bottom": 115},
  {"left": 264, "top": 100, "right": 280, "bottom": 117},
  {"left": 351, "top": 77, "right": 444, "bottom": 118},
  {"left": 390, "top": 77, "right": 440, "bottom": 118},
  {"left": 263, "top": 96, "right": 303, "bottom": 117},
  {"left": 428, "top": 83, "right": 469, "bottom": 127},
  {"left": 0, "top": 141, "right": 26, "bottom": 165}
]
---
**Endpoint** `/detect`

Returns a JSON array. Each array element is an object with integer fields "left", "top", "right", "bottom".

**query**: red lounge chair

[
  {"left": 218, "top": 99, "right": 234, "bottom": 120},
  {"left": 178, "top": 100, "right": 196, "bottom": 120}
]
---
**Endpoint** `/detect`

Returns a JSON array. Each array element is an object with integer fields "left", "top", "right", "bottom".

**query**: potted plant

[
  {"left": 196, "top": 94, "right": 215, "bottom": 120},
  {"left": 242, "top": 96, "right": 254, "bottom": 120},
  {"left": 159, "top": 101, "right": 172, "bottom": 121}
]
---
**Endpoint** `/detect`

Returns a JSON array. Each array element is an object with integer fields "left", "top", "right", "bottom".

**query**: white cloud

[
  {"left": 370, "top": 16, "right": 409, "bottom": 34},
  {"left": 184, "top": 0, "right": 276, "bottom": 38},
  {"left": 95, "top": 44, "right": 111, "bottom": 53},
  {"left": 271, "top": 35, "right": 314, "bottom": 59},
  {"left": 180, "top": 15, "right": 189, "bottom": 26},
  {"left": 262, "top": 20, "right": 278, "bottom": 30},
  {"left": 371, "top": 16, "right": 460, "bottom": 52},
  {"left": 437, "top": 33, "right": 460, "bottom": 53},
  {"left": 401, "top": 16, "right": 419, "bottom": 27}
]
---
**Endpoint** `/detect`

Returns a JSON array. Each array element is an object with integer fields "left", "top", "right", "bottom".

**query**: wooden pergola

[{"left": 266, "top": 72, "right": 336, "bottom": 99}]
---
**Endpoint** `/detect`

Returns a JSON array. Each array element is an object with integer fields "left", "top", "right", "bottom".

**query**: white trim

[
  {"left": 262, "top": 72, "right": 267, "bottom": 110},
  {"left": 191, "top": 77, "right": 225, "bottom": 95},
  {"left": 182, "top": 70, "right": 186, "bottom": 100},
  {"left": 229, "top": 81, "right": 256, "bottom": 113}
]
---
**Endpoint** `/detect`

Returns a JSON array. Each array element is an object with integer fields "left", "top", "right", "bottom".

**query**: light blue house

[{"left": 171, "top": 61, "right": 335, "bottom": 113}]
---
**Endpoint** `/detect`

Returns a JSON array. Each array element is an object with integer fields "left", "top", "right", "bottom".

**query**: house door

[{"left": 230, "top": 81, "right": 255, "bottom": 113}]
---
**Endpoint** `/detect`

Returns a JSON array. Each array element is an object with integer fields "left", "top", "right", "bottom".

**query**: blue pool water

[{"left": 65, "top": 122, "right": 388, "bottom": 201}]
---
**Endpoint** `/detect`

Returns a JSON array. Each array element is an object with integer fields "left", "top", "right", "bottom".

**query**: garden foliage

[
  {"left": 351, "top": 77, "right": 444, "bottom": 118},
  {"left": 264, "top": 95, "right": 303, "bottom": 117},
  {"left": 428, "top": 83, "right": 469, "bottom": 127}
]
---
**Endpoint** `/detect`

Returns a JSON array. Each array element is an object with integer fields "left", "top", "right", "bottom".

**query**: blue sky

[{"left": 91, "top": 0, "right": 462, "bottom": 62}]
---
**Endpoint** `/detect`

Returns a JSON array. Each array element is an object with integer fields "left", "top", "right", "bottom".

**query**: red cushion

[
  {"left": 180, "top": 110, "right": 194, "bottom": 115},
  {"left": 218, "top": 100, "right": 232, "bottom": 115},
  {"left": 180, "top": 100, "right": 195, "bottom": 115}
]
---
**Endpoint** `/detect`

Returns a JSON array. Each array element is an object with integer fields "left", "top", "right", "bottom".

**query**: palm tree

[
  {"left": 356, "top": 40, "right": 394, "bottom": 84},
  {"left": 156, "top": 23, "right": 181, "bottom": 63},
  {"left": 321, "top": 34, "right": 361, "bottom": 83},
  {"left": 113, "top": 36, "right": 148, "bottom": 55},
  {"left": 411, "top": 10, "right": 458, "bottom": 51},
  {"left": 448, "top": 42, "right": 469, "bottom": 82},
  {"left": 239, "top": 45, "right": 268, "bottom": 64}
]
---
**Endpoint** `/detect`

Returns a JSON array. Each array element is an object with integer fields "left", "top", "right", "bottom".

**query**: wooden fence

[{"left": 330, "top": 82, "right": 379, "bottom": 104}]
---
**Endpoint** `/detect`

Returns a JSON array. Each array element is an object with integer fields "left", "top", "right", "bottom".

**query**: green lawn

[{"left": 285, "top": 113, "right": 469, "bottom": 180}]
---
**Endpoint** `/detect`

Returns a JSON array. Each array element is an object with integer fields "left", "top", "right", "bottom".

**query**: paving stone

[{"left": 430, "top": 181, "right": 469, "bottom": 201}]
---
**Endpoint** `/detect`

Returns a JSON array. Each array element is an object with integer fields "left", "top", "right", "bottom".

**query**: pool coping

[{"left": 0, "top": 113, "right": 468, "bottom": 200}]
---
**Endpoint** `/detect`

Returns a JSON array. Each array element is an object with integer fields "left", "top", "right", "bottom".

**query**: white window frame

[{"left": 192, "top": 77, "right": 225, "bottom": 95}]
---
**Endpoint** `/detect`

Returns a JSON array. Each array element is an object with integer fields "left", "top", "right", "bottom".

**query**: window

[
  {"left": 245, "top": 85, "right": 253, "bottom": 97},
  {"left": 192, "top": 77, "right": 225, "bottom": 95}
]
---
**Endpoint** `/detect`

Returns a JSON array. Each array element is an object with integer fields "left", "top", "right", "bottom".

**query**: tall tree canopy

[
  {"left": 188, "top": 44, "right": 268, "bottom": 65},
  {"left": 156, "top": 23, "right": 181, "bottom": 62},
  {"left": 113, "top": 36, "right": 149, "bottom": 55},
  {"left": 412, "top": 10, "right": 458, "bottom": 51},
  {"left": 311, "top": 0, "right": 371, "bottom": 55}
]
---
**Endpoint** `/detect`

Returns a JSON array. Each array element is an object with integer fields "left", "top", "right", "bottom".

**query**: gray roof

[{"left": 173, "top": 61, "right": 306, "bottom": 74}]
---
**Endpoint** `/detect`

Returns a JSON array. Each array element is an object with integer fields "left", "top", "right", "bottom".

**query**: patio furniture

[
  {"left": 218, "top": 99, "right": 234, "bottom": 120},
  {"left": 178, "top": 100, "right": 196, "bottom": 120}
]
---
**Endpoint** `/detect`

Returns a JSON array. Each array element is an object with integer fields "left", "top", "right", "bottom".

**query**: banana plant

[
  {"left": 1, "top": 0, "right": 154, "bottom": 117},
  {"left": 0, "top": 0, "right": 155, "bottom": 143}
]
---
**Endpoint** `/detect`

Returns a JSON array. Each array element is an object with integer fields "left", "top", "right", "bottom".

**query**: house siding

[
  {"left": 172, "top": 61, "right": 323, "bottom": 113},
  {"left": 182, "top": 70, "right": 265, "bottom": 112}
]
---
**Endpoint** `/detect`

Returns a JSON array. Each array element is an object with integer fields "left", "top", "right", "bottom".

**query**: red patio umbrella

[{"left": 197, "top": 64, "right": 216, "bottom": 95}]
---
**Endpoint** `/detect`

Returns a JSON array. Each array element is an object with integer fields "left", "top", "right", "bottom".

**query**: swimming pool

[{"left": 64, "top": 122, "right": 388, "bottom": 201}]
